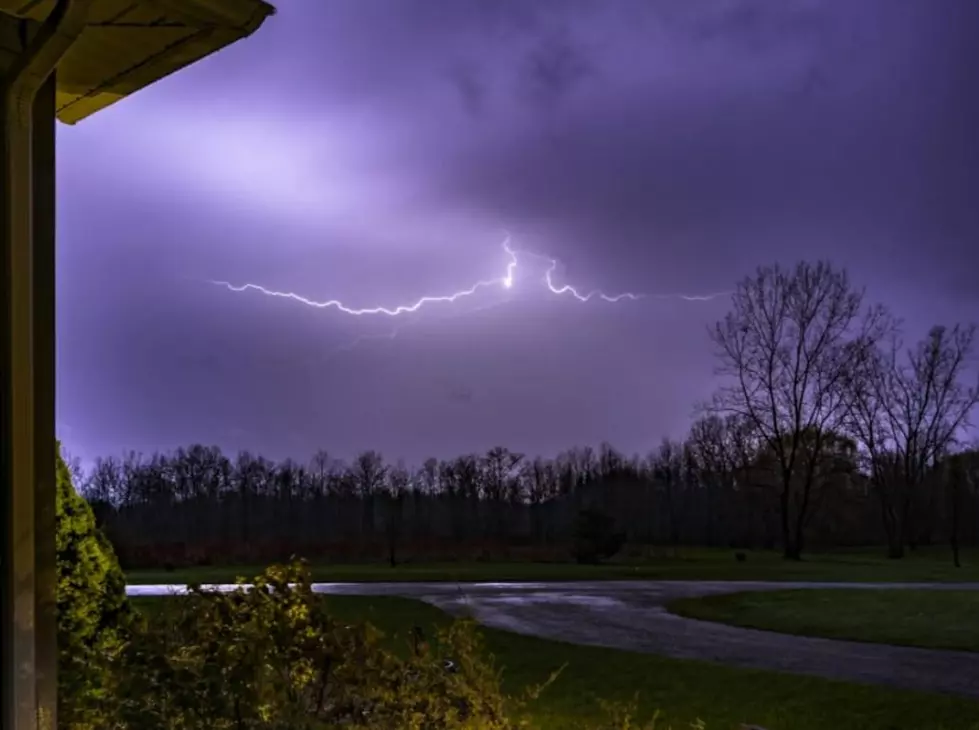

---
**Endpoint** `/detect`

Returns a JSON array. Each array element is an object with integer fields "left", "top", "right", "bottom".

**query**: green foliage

[
  {"left": 114, "top": 560, "right": 538, "bottom": 729},
  {"left": 105, "top": 561, "right": 688, "bottom": 729},
  {"left": 592, "top": 698, "right": 706, "bottom": 730},
  {"left": 572, "top": 508, "right": 625, "bottom": 564},
  {"left": 55, "top": 445, "right": 134, "bottom": 729},
  {"left": 54, "top": 536, "right": 687, "bottom": 729}
]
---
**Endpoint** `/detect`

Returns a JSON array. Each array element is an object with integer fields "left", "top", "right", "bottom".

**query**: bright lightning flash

[
  {"left": 210, "top": 235, "right": 727, "bottom": 317},
  {"left": 541, "top": 256, "right": 728, "bottom": 303},
  {"left": 210, "top": 237, "right": 519, "bottom": 316}
]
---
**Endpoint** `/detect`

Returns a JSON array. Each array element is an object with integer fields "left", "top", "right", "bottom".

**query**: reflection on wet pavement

[{"left": 127, "top": 580, "right": 979, "bottom": 698}]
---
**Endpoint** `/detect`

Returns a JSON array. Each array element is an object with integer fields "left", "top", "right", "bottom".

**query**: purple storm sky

[{"left": 55, "top": 0, "right": 979, "bottom": 466}]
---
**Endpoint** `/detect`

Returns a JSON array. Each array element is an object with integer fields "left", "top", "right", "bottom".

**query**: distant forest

[{"left": 70, "top": 261, "right": 979, "bottom": 567}]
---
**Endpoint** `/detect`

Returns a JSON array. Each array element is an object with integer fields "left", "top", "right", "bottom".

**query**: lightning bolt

[
  {"left": 543, "top": 256, "right": 644, "bottom": 303},
  {"left": 322, "top": 296, "right": 517, "bottom": 362},
  {"left": 516, "top": 248, "right": 729, "bottom": 304},
  {"left": 209, "top": 237, "right": 519, "bottom": 316},
  {"left": 221, "top": 234, "right": 730, "bottom": 364},
  {"left": 209, "top": 234, "right": 728, "bottom": 321},
  {"left": 545, "top": 263, "right": 729, "bottom": 302}
]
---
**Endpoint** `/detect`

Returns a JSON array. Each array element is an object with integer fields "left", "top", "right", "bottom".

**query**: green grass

[
  {"left": 124, "top": 546, "right": 979, "bottom": 585},
  {"left": 668, "top": 589, "right": 979, "bottom": 653},
  {"left": 131, "top": 594, "right": 979, "bottom": 730}
]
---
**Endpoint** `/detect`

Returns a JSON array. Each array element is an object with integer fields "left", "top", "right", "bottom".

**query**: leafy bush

[
  {"left": 55, "top": 551, "right": 701, "bottom": 729},
  {"left": 114, "top": 560, "right": 552, "bottom": 729},
  {"left": 572, "top": 507, "right": 626, "bottom": 564},
  {"left": 55, "top": 446, "right": 134, "bottom": 729}
]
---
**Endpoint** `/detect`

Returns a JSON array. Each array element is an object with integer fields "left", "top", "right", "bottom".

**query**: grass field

[
  {"left": 668, "top": 588, "right": 979, "bottom": 653},
  {"left": 131, "top": 593, "right": 979, "bottom": 730},
  {"left": 125, "top": 546, "right": 979, "bottom": 585}
]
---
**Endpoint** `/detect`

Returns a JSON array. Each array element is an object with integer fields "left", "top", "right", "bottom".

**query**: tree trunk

[
  {"left": 887, "top": 505, "right": 906, "bottom": 559},
  {"left": 949, "top": 476, "right": 962, "bottom": 569},
  {"left": 896, "top": 496, "right": 913, "bottom": 557},
  {"left": 780, "top": 482, "right": 801, "bottom": 560},
  {"left": 879, "top": 491, "right": 904, "bottom": 559},
  {"left": 792, "top": 521, "right": 806, "bottom": 560},
  {"left": 792, "top": 476, "right": 815, "bottom": 561},
  {"left": 665, "top": 484, "right": 680, "bottom": 555}
]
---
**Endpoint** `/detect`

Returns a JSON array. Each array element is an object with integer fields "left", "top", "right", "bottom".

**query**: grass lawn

[
  {"left": 131, "top": 594, "right": 979, "bottom": 730},
  {"left": 668, "top": 589, "right": 979, "bottom": 653},
  {"left": 124, "top": 546, "right": 979, "bottom": 585}
]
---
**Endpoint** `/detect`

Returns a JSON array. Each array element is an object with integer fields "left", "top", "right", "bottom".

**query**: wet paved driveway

[{"left": 128, "top": 580, "right": 979, "bottom": 698}]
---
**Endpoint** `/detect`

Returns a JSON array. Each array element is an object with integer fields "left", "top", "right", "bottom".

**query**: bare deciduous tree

[
  {"left": 709, "top": 260, "right": 886, "bottom": 559},
  {"left": 59, "top": 255, "right": 976, "bottom": 568},
  {"left": 844, "top": 324, "right": 979, "bottom": 558},
  {"left": 351, "top": 450, "right": 387, "bottom": 537},
  {"left": 647, "top": 439, "right": 684, "bottom": 551},
  {"left": 688, "top": 415, "right": 735, "bottom": 545},
  {"left": 310, "top": 449, "right": 337, "bottom": 497},
  {"left": 82, "top": 455, "right": 124, "bottom": 505},
  {"left": 385, "top": 463, "right": 411, "bottom": 566}
]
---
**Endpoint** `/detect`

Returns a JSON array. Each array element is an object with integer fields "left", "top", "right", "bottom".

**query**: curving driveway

[{"left": 128, "top": 580, "right": 979, "bottom": 699}]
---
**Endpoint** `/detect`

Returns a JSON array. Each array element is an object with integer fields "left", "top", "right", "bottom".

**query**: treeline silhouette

[
  {"left": 73, "top": 259, "right": 979, "bottom": 567},
  {"left": 74, "top": 429, "right": 976, "bottom": 569}
]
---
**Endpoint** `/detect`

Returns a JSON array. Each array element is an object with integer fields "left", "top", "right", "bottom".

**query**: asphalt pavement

[{"left": 127, "top": 579, "right": 979, "bottom": 698}]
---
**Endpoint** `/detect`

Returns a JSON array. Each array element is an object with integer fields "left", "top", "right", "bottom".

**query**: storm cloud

[{"left": 56, "top": 0, "right": 979, "bottom": 466}]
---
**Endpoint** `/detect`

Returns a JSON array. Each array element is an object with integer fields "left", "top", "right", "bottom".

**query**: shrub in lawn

[
  {"left": 572, "top": 507, "right": 626, "bottom": 564},
  {"left": 115, "top": 560, "right": 550, "bottom": 729},
  {"left": 55, "top": 445, "right": 135, "bottom": 729},
  {"left": 96, "top": 559, "right": 702, "bottom": 729}
]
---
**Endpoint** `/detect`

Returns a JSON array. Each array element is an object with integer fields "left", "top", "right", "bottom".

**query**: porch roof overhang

[{"left": 0, "top": 0, "right": 275, "bottom": 124}]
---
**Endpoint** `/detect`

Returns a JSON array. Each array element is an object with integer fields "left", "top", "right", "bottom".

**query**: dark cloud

[
  {"left": 447, "top": 60, "right": 489, "bottom": 117},
  {"left": 519, "top": 27, "right": 594, "bottom": 108},
  {"left": 652, "top": 0, "right": 830, "bottom": 49},
  {"left": 57, "top": 0, "right": 979, "bottom": 466}
]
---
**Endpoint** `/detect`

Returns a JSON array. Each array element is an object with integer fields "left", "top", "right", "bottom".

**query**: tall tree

[
  {"left": 647, "top": 439, "right": 684, "bottom": 549},
  {"left": 686, "top": 414, "right": 761, "bottom": 545},
  {"left": 709, "top": 260, "right": 885, "bottom": 559},
  {"left": 83, "top": 455, "right": 124, "bottom": 506},
  {"left": 350, "top": 450, "right": 387, "bottom": 537},
  {"left": 481, "top": 446, "right": 524, "bottom": 539},
  {"left": 844, "top": 325, "right": 979, "bottom": 558},
  {"left": 384, "top": 463, "right": 411, "bottom": 566}
]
